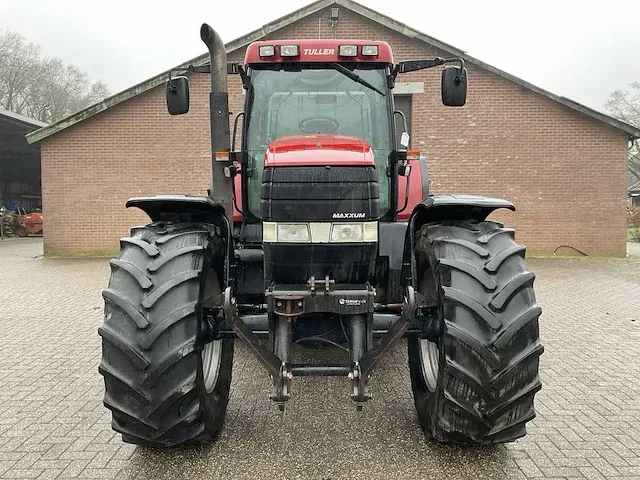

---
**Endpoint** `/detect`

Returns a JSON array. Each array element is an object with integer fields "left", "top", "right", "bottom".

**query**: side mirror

[
  {"left": 166, "top": 76, "right": 190, "bottom": 115},
  {"left": 441, "top": 66, "right": 467, "bottom": 107}
]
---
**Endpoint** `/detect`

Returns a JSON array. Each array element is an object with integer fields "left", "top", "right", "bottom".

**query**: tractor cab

[{"left": 241, "top": 40, "right": 397, "bottom": 221}]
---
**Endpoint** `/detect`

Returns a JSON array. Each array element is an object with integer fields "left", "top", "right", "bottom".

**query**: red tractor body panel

[
  {"left": 232, "top": 135, "right": 376, "bottom": 222},
  {"left": 231, "top": 135, "right": 427, "bottom": 222},
  {"left": 264, "top": 135, "right": 375, "bottom": 167},
  {"left": 397, "top": 157, "right": 426, "bottom": 220},
  {"left": 233, "top": 177, "right": 242, "bottom": 222},
  {"left": 244, "top": 40, "right": 394, "bottom": 65}
]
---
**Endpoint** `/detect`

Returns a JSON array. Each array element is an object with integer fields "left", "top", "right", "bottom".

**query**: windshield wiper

[{"left": 330, "top": 63, "right": 385, "bottom": 96}]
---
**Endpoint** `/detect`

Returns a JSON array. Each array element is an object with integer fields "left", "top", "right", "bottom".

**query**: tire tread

[
  {"left": 409, "top": 222, "right": 543, "bottom": 445},
  {"left": 99, "top": 222, "right": 232, "bottom": 447}
]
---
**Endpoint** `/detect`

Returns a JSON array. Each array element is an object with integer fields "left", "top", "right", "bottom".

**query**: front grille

[
  {"left": 260, "top": 165, "right": 380, "bottom": 284},
  {"left": 260, "top": 166, "right": 380, "bottom": 221}
]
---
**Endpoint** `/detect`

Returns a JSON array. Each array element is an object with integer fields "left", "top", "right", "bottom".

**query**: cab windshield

[{"left": 244, "top": 64, "right": 392, "bottom": 217}]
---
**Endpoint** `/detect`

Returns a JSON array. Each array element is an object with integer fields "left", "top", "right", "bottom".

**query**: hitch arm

[
  {"left": 222, "top": 287, "right": 282, "bottom": 378},
  {"left": 358, "top": 286, "right": 417, "bottom": 379}
]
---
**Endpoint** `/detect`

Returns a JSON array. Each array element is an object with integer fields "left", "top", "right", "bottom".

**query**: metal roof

[
  {"left": 25, "top": 0, "right": 640, "bottom": 144},
  {"left": 1, "top": 109, "right": 47, "bottom": 130},
  {"left": 630, "top": 180, "right": 640, "bottom": 193}
]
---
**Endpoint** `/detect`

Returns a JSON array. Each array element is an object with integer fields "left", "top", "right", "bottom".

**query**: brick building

[{"left": 26, "top": 0, "right": 640, "bottom": 256}]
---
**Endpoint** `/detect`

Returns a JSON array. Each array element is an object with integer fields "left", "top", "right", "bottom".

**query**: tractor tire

[
  {"left": 99, "top": 222, "right": 233, "bottom": 447},
  {"left": 408, "top": 220, "right": 543, "bottom": 444}
]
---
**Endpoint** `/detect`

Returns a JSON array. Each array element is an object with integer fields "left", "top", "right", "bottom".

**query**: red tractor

[
  {"left": 16, "top": 207, "right": 43, "bottom": 236},
  {"left": 0, "top": 207, "right": 42, "bottom": 237},
  {"left": 99, "top": 24, "right": 542, "bottom": 447}
]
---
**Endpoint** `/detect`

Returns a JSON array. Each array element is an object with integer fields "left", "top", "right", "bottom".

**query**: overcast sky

[{"left": 2, "top": 0, "right": 639, "bottom": 113}]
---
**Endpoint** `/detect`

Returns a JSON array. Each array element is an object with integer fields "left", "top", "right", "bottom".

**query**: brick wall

[{"left": 40, "top": 6, "right": 629, "bottom": 256}]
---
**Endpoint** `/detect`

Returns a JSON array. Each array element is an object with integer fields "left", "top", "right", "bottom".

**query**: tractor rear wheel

[
  {"left": 99, "top": 222, "right": 233, "bottom": 447},
  {"left": 408, "top": 220, "right": 543, "bottom": 444}
]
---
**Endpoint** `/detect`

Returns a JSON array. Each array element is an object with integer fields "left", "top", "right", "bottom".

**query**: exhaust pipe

[{"left": 200, "top": 23, "right": 233, "bottom": 222}]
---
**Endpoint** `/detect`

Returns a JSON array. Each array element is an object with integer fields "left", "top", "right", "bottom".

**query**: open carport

[{"left": 0, "top": 108, "right": 45, "bottom": 211}]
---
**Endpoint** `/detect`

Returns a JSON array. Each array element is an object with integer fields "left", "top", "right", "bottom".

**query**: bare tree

[
  {"left": 0, "top": 29, "right": 110, "bottom": 123},
  {"left": 0, "top": 30, "right": 40, "bottom": 115},
  {"left": 605, "top": 82, "right": 640, "bottom": 182}
]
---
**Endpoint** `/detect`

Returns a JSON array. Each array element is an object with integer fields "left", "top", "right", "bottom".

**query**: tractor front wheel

[
  {"left": 99, "top": 222, "right": 233, "bottom": 447},
  {"left": 409, "top": 220, "right": 543, "bottom": 444}
]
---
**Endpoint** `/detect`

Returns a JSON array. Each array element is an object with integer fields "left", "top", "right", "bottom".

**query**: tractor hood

[{"left": 264, "top": 135, "right": 375, "bottom": 167}]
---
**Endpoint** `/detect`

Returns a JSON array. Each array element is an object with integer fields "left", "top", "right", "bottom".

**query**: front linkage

[{"left": 221, "top": 281, "right": 420, "bottom": 410}]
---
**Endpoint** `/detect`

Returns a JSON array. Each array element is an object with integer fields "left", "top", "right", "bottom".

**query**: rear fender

[
  {"left": 402, "top": 194, "right": 516, "bottom": 288},
  {"left": 127, "top": 195, "right": 233, "bottom": 287}
]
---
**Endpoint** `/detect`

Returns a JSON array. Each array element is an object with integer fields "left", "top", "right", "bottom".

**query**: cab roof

[{"left": 245, "top": 40, "right": 393, "bottom": 65}]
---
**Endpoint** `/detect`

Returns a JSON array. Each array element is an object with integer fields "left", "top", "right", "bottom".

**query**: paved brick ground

[{"left": 1, "top": 237, "right": 639, "bottom": 479}]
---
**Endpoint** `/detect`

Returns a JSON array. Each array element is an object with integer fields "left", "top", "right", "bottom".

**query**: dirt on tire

[
  {"left": 99, "top": 222, "right": 233, "bottom": 447},
  {"left": 409, "top": 220, "right": 543, "bottom": 444}
]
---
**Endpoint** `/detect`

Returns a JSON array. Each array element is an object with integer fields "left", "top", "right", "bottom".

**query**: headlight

[
  {"left": 338, "top": 45, "right": 358, "bottom": 57},
  {"left": 263, "top": 222, "right": 377, "bottom": 242},
  {"left": 361, "top": 45, "right": 378, "bottom": 56},
  {"left": 279, "top": 45, "right": 299, "bottom": 57},
  {"left": 259, "top": 45, "right": 275, "bottom": 57},
  {"left": 277, "top": 223, "right": 310, "bottom": 242},
  {"left": 330, "top": 223, "right": 363, "bottom": 242}
]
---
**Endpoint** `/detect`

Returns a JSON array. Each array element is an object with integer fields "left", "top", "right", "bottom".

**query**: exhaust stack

[{"left": 200, "top": 23, "right": 233, "bottom": 222}]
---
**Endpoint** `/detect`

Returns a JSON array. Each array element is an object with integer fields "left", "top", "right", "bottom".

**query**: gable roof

[
  {"left": 630, "top": 180, "right": 640, "bottom": 194},
  {"left": 25, "top": 0, "right": 640, "bottom": 144}
]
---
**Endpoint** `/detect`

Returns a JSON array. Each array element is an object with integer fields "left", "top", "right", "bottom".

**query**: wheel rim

[
  {"left": 201, "top": 340, "right": 222, "bottom": 393},
  {"left": 418, "top": 338, "right": 439, "bottom": 392}
]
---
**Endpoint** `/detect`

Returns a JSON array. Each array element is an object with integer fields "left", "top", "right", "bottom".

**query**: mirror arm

[
  {"left": 441, "top": 57, "right": 464, "bottom": 67},
  {"left": 394, "top": 57, "right": 465, "bottom": 75},
  {"left": 188, "top": 63, "right": 251, "bottom": 89},
  {"left": 238, "top": 66, "right": 251, "bottom": 90},
  {"left": 228, "top": 63, "right": 251, "bottom": 89},
  {"left": 443, "top": 58, "right": 465, "bottom": 81},
  {"left": 187, "top": 64, "right": 210, "bottom": 73},
  {"left": 387, "top": 72, "right": 396, "bottom": 90}
]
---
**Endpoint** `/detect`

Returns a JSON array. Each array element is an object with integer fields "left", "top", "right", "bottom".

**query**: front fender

[
  {"left": 402, "top": 194, "right": 516, "bottom": 289},
  {"left": 409, "top": 194, "right": 515, "bottom": 226},
  {"left": 126, "top": 195, "right": 226, "bottom": 224},
  {"left": 127, "top": 195, "right": 234, "bottom": 288}
]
